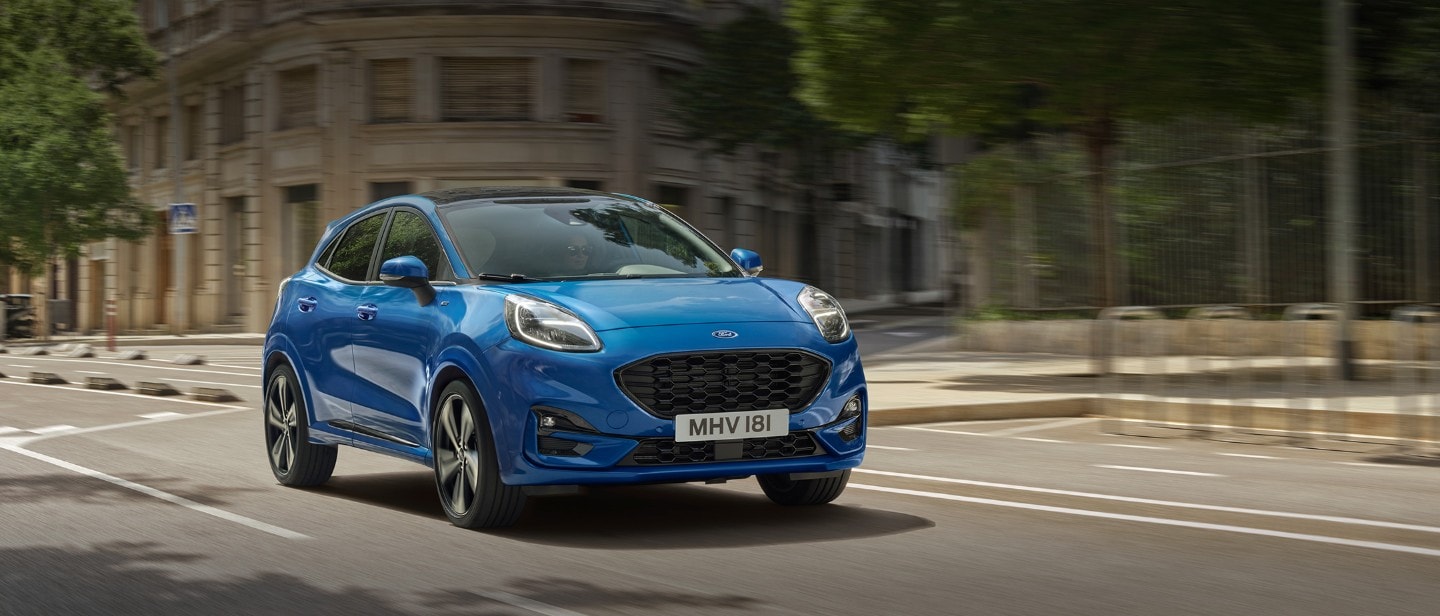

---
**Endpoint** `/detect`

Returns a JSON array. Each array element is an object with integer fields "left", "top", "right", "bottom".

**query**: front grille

[
  {"left": 615, "top": 350, "right": 830, "bottom": 418},
  {"left": 625, "top": 432, "right": 823, "bottom": 465}
]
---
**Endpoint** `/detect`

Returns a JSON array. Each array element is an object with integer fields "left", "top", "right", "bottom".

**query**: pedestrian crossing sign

[{"left": 169, "top": 203, "right": 198, "bottom": 234}]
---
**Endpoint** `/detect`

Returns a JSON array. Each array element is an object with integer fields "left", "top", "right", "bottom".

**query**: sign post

[
  {"left": 168, "top": 203, "right": 196, "bottom": 336},
  {"left": 105, "top": 297, "right": 117, "bottom": 352}
]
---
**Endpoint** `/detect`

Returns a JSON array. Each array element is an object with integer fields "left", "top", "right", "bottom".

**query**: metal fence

[{"left": 957, "top": 101, "right": 1439, "bottom": 317}]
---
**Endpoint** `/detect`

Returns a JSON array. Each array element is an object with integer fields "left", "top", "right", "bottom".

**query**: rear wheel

[
  {"left": 757, "top": 470, "right": 851, "bottom": 506},
  {"left": 432, "top": 380, "right": 526, "bottom": 529},
  {"left": 264, "top": 363, "right": 337, "bottom": 486}
]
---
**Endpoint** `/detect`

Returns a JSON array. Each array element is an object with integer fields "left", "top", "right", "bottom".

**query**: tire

[
  {"left": 432, "top": 380, "right": 526, "bottom": 529},
  {"left": 757, "top": 469, "right": 851, "bottom": 506},
  {"left": 264, "top": 363, "right": 337, "bottom": 486}
]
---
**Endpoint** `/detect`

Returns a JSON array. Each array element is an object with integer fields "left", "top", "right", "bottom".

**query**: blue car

[{"left": 262, "top": 187, "right": 866, "bottom": 528}]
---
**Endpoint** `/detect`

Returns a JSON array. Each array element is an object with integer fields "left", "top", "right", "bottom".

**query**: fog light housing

[
  {"left": 839, "top": 419, "right": 862, "bottom": 442},
  {"left": 840, "top": 395, "right": 862, "bottom": 420},
  {"left": 838, "top": 395, "right": 864, "bottom": 442},
  {"left": 532, "top": 406, "right": 597, "bottom": 433}
]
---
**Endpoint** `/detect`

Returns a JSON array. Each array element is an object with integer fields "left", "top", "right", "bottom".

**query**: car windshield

[{"left": 437, "top": 197, "right": 741, "bottom": 280}]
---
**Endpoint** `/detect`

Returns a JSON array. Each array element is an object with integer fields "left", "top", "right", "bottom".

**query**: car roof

[{"left": 418, "top": 186, "right": 623, "bottom": 206}]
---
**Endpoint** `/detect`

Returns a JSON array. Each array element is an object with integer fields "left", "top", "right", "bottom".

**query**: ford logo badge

[{"left": 711, "top": 329, "right": 739, "bottom": 339}]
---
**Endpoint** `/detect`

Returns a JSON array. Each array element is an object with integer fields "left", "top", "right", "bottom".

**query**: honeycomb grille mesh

[
  {"left": 626, "top": 432, "right": 822, "bottom": 465},
  {"left": 615, "top": 350, "right": 829, "bottom": 418}
]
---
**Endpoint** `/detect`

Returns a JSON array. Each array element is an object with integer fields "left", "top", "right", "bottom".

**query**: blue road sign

[{"left": 168, "top": 203, "right": 198, "bottom": 235}]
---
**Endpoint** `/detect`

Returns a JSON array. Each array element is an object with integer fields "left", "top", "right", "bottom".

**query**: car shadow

[{"left": 314, "top": 470, "right": 933, "bottom": 548}]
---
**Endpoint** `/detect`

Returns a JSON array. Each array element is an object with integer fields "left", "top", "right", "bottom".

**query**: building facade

[{"left": 11, "top": 0, "right": 948, "bottom": 336}]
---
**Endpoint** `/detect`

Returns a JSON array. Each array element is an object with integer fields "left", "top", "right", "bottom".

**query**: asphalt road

[{"left": 3, "top": 346, "right": 1440, "bottom": 615}]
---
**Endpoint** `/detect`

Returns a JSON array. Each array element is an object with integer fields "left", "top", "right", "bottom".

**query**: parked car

[
  {"left": 262, "top": 187, "right": 867, "bottom": 528},
  {"left": 2, "top": 294, "right": 35, "bottom": 339}
]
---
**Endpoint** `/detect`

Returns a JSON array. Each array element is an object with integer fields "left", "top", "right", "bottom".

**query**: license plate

[{"left": 674, "top": 409, "right": 788, "bottom": 443}]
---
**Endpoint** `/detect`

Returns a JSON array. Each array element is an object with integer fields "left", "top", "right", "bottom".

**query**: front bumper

[{"left": 479, "top": 321, "right": 867, "bottom": 485}]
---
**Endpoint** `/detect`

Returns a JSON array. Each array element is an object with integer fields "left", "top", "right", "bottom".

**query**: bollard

[
  {"left": 1097, "top": 306, "right": 1167, "bottom": 435},
  {"left": 1282, "top": 303, "right": 1342, "bottom": 446},
  {"left": 1392, "top": 305, "right": 1439, "bottom": 453},
  {"left": 1186, "top": 306, "right": 1251, "bottom": 439}
]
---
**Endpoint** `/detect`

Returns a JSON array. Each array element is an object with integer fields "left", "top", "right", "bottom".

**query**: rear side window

[
  {"left": 379, "top": 210, "right": 451, "bottom": 280},
  {"left": 324, "top": 213, "right": 386, "bottom": 281}
]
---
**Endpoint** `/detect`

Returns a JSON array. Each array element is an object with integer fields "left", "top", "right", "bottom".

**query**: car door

[
  {"left": 287, "top": 211, "right": 388, "bottom": 432},
  {"left": 351, "top": 207, "right": 454, "bottom": 450}
]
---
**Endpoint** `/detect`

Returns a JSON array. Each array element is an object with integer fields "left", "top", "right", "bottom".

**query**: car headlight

[
  {"left": 505, "top": 295, "right": 602, "bottom": 352},
  {"left": 797, "top": 285, "right": 850, "bottom": 343}
]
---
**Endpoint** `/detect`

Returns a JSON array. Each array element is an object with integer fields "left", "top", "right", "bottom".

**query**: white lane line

[
  {"left": 7, "top": 364, "right": 33, "bottom": 368},
  {"left": 1219, "top": 453, "right": 1279, "bottom": 460},
  {"left": 1095, "top": 465, "right": 1221, "bottom": 477},
  {"left": 988, "top": 417, "right": 1095, "bottom": 437},
  {"left": 22, "top": 408, "right": 246, "bottom": 442},
  {"left": 867, "top": 445, "right": 916, "bottom": 451},
  {"left": 850, "top": 484, "right": 1440, "bottom": 559},
  {"left": 1337, "top": 462, "right": 1395, "bottom": 468},
  {"left": 474, "top": 590, "right": 588, "bottom": 616},
  {"left": 898, "top": 426, "right": 989, "bottom": 437},
  {"left": 854, "top": 469, "right": 1440, "bottom": 534},
  {"left": 1017, "top": 437, "right": 1067, "bottom": 444},
  {"left": 1102, "top": 443, "right": 1170, "bottom": 450},
  {"left": 139, "top": 412, "right": 185, "bottom": 419},
  {"left": 0, "top": 444, "right": 307, "bottom": 540},
  {"left": 0, "top": 427, "right": 23, "bottom": 435},
  {"left": 29, "top": 425, "right": 78, "bottom": 435},
  {"left": 76, "top": 370, "right": 108, "bottom": 375},
  {"left": 208, "top": 363, "right": 263, "bottom": 371}
]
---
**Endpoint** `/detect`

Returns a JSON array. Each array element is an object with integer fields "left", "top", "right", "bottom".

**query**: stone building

[{"left": 8, "top": 0, "right": 948, "bottom": 336}]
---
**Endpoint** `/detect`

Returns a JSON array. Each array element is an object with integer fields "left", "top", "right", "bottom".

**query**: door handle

[
  {"left": 297, "top": 297, "right": 318, "bottom": 313},
  {"left": 356, "top": 304, "right": 378, "bottom": 321}
]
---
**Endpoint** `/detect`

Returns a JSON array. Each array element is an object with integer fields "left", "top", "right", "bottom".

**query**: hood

[{"left": 503, "top": 277, "right": 809, "bottom": 331}]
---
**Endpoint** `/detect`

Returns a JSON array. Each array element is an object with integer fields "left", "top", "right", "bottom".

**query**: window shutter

[
  {"left": 369, "top": 59, "right": 412, "bottom": 123},
  {"left": 440, "top": 57, "right": 532, "bottom": 122},
  {"left": 565, "top": 59, "right": 604, "bottom": 123},
  {"left": 277, "top": 66, "right": 317, "bottom": 130}
]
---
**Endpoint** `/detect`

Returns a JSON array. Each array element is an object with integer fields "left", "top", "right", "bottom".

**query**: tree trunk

[{"left": 1085, "top": 116, "right": 1118, "bottom": 376}]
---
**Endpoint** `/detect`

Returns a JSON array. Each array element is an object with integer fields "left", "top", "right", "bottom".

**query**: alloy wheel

[
  {"left": 266, "top": 373, "right": 298, "bottom": 476},
  {"left": 435, "top": 393, "right": 480, "bottom": 516}
]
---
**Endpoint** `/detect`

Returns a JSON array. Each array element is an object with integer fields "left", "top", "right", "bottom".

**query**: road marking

[
  {"left": 1337, "top": 462, "right": 1394, "bottom": 468},
  {"left": 867, "top": 445, "right": 916, "bottom": 451},
  {"left": 898, "top": 426, "right": 989, "bottom": 437},
  {"left": 208, "top": 363, "right": 263, "bottom": 371},
  {"left": 29, "top": 425, "right": 78, "bottom": 434},
  {"left": 140, "top": 412, "right": 185, "bottom": 419},
  {"left": 0, "top": 444, "right": 308, "bottom": 540},
  {"left": 0, "top": 378, "right": 247, "bottom": 407},
  {"left": 1095, "top": 465, "right": 1221, "bottom": 477},
  {"left": 1017, "top": 437, "right": 1067, "bottom": 444},
  {"left": 1102, "top": 443, "right": 1170, "bottom": 450},
  {"left": 850, "top": 483, "right": 1440, "bottom": 558},
  {"left": 474, "top": 590, "right": 588, "bottom": 616},
  {"left": 11, "top": 356, "right": 257, "bottom": 377},
  {"left": 76, "top": 370, "right": 108, "bottom": 375},
  {"left": 988, "top": 417, "right": 1095, "bottom": 437},
  {"left": 0, "top": 427, "right": 22, "bottom": 435},
  {"left": 163, "top": 377, "right": 261, "bottom": 389},
  {"left": 1219, "top": 453, "right": 1279, "bottom": 459},
  {"left": 7, "top": 364, "right": 33, "bottom": 368},
  {"left": 854, "top": 469, "right": 1440, "bottom": 534}
]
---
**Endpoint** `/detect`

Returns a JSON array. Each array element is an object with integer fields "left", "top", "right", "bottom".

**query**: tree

[
  {"left": 788, "top": 0, "right": 1323, "bottom": 308},
  {"left": 671, "top": 7, "right": 862, "bottom": 182},
  {"left": 0, "top": 0, "right": 157, "bottom": 275}
]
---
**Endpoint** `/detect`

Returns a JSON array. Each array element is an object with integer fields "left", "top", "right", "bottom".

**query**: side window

[
  {"left": 379, "top": 210, "right": 450, "bottom": 281},
  {"left": 324, "top": 213, "right": 386, "bottom": 282}
]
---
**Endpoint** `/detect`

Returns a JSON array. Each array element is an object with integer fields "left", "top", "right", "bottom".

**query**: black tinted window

[
  {"left": 379, "top": 210, "right": 448, "bottom": 280},
  {"left": 325, "top": 213, "right": 385, "bottom": 281}
]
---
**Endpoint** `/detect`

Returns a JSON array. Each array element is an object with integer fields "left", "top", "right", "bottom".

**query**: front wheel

[
  {"left": 264, "top": 363, "right": 337, "bottom": 486},
  {"left": 432, "top": 380, "right": 526, "bottom": 529},
  {"left": 757, "top": 470, "right": 851, "bottom": 506}
]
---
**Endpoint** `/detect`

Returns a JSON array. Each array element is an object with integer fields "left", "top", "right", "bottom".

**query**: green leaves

[{"left": 0, "top": 0, "right": 155, "bottom": 273}]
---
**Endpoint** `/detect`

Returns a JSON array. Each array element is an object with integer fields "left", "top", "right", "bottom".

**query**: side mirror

[
  {"left": 379, "top": 256, "right": 435, "bottom": 306},
  {"left": 729, "top": 248, "right": 763, "bottom": 276}
]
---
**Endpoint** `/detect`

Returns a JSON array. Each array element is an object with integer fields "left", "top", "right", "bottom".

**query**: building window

[
  {"left": 184, "top": 104, "right": 202, "bottom": 161},
  {"left": 370, "top": 181, "right": 412, "bottom": 202},
  {"left": 277, "top": 66, "right": 317, "bottom": 130},
  {"left": 220, "top": 85, "right": 245, "bottom": 145},
  {"left": 125, "top": 125, "right": 140, "bottom": 171},
  {"left": 652, "top": 68, "right": 684, "bottom": 126},
  {"left": 369, "top": 59, "right": 413, "bottom": 123},
  {"left": 565, "top": 59, "right": 604, "bottom": 123},
  {"left": 440, "top": 57, "right": 533, "bottom": 122},
  {"left": 653, "top": 184, "right": 690, "bottom": 218},
  {"left": 152, "top": 115, "right": 169, "bottom": 169},
  {"left": 283, "top": 184, "right": 320, "bottom": 274},
  {"left": 565, "top": 179, "right": 603, "bottom": 191}
]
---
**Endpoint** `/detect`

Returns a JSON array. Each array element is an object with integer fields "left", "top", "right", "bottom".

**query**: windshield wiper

[{"left": 471, "top": 272, "right": 542, "bottom": 283}]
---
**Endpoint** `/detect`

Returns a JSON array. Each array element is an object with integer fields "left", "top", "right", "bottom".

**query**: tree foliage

[
  {"left": 0, "top": 0, "right": 157, "bottom": 274},
  {"left": 788, "top": 0, "right": 1323, "bottom": 306}
]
